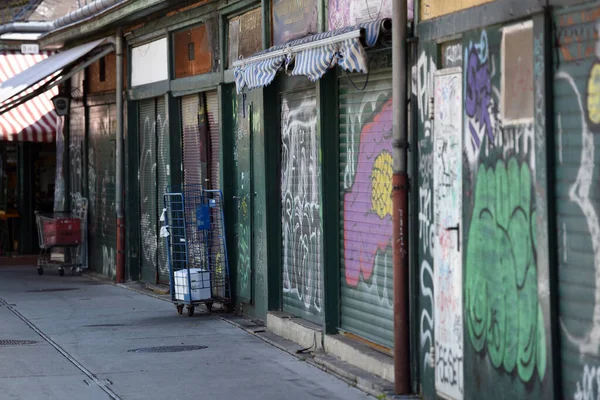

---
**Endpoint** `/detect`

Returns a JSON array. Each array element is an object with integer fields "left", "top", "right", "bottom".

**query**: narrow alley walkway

[{"left": 0, "top": 265, "right": 371, "bottom": 400}]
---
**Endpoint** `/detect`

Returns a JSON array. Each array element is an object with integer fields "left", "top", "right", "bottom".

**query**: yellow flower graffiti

[{"left": 371, "top": 151, "right": 394, "bottom": 219}]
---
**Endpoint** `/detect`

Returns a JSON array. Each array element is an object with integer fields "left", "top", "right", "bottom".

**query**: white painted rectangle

[
  {"left": 174, "top": 268, "right": 211, "bottom": 301},
  {"left": 131, "top": 37, "right": 168, "bottom": 87},
  {"left": 433, "top": 67, "right": 463, "bottom": 400},
  {"left": 21, "top": 43, "right": 39, "bottom": 54}
]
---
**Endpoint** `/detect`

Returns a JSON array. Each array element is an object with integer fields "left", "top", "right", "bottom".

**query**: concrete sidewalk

[{"left": 0, "top": 266, "right": 371, "bottom": 400}]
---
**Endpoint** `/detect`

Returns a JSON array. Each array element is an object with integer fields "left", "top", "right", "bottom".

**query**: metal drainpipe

[
  {"left": 115, "top": 28, "right": 125, "bottom": 283},
  {"left": 392, "top": 0, "right": 410, "bottom": 395}
]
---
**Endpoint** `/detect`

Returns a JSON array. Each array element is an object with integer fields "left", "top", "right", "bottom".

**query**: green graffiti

[
  {"left": 465, "top": 157, "right": 546, "bottom": 382},
  {"left": 237, "top": 223, "right": 251, "bottom": 299}
]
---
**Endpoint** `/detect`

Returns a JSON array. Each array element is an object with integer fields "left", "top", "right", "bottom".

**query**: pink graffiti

[{"left": 344, "top": 99, "right": 393, "bottom": 286}]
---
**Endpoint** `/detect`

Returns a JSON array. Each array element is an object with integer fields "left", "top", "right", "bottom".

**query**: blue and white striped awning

[{"left": 233, "top": 18, "right": 390, "bottom": 94}]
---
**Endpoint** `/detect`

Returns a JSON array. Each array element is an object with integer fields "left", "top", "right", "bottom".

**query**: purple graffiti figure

[
  {"left": 465, "top": 48, "right": 493, "bottom": 150},
  {"left": 344, "top": 99, "right": 393, "bottom": 287}
]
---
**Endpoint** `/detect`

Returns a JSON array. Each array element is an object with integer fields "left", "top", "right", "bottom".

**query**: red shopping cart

[{"left": 35, "top": 198, "right": 87, "bottom": 276}]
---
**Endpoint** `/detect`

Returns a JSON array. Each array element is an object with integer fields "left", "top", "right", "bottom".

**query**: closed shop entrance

[
  {"left": 138, "top": 96, "right": 170, "bottom": 283},
  {"left": 280, "top": 83, "right": 323, "bottom": 323},
  {"left": 338, "top": 62, "right": 394, "bottom": 348}
]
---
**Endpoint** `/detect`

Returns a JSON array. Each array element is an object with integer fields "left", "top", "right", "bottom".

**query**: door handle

[{"left": 445, "top": 223, "right": 460, "bottom": 251}]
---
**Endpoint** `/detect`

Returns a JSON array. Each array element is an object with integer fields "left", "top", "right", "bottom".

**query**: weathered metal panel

[
  {"left": 205, "top": 90, "right": 220, "bottom": 190},
  {"left": 554, "top": 4, "right": 600, "bottom": 399},
  {"left": 88, "top": 102, "right": 117, "bottom": 278},
  {"left": 138, "top": 98, "right": 157, "bottom": 283},
  {"left": 338, "top": 68, "right": 394, "bottom": 348},
  {"left": 280, "top": 85, "right": 323, "bottom": 323},
  {"left": 432, "top": 67, "right": 463, "bottom": 400},
  {"left": 156, "top": 96, "right": 169, "bottom": 283}
]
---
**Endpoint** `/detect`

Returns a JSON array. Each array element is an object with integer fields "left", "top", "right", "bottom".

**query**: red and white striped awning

[{"left": 0, "top": 51, "right": 58, "bottom": 143}]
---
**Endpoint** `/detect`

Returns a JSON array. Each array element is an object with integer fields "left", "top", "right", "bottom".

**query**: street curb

[{"left": 82, "top": 273, "right": 403, "bottom": 399}]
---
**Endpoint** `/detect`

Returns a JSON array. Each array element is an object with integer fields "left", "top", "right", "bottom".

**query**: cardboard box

[{"left": 173, "top": 268, "right": 211, "bottom": 302}]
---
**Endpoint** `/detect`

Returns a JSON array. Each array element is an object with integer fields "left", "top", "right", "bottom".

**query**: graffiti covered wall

[
  {"left": 554, "top": 6, "right": 600, "bottom": 399},
  {"left": 415, "top": 21, "right": 552, "bottom": 399}
]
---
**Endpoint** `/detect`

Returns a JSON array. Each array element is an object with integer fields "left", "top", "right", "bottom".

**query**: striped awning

[
  {"left": 233, "top": 18, "right": 390, "bottom": 94},
  {"left": 0, "top": 51, "right": 58, "bottom": 142}
]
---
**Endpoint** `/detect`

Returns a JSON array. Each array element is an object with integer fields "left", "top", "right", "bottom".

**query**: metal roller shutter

[
  {"left": 280, "top": 85, "right": 323, "bottom": 323},
  {"left": 205, "top": 90, "right": 220, "bottom": 190},
  {"left": 553, "top": 6, "right": 600, "bottom": 397},
  {"left": 88, "top": 103, "right": 117, "bottom": 277},
  {"left": 69, "top": 103, "right": 85, "bottom": 199},
  {"left": 339, "top": 68, "right": 394, "bottom": 348},
  {"left": 138, "top": 98, "right": 157, "bottom": 283},
  {"left": 181, "top": 94, "right": 204, "bottom": 186},
  {"left": 156, "top": 96, "right": 170, "bottom": 283}
]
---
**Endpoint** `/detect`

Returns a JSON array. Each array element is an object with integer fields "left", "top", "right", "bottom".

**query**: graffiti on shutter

[
  {"left": 156, "top": 97, "right": 170, "bottom": 282},
  {"left": 280, "top": 86, "right": 323, "bottom": 322},
  {"left": 88, "top": 102, "right": 117, "bottom": 278},
  {"left": 339, "top": 69, "right": 394, "bottom": 347},
  {"left": 554, "top": 6, "right": 600, "bottom": 399},
  {"left": 139, "top": 99, "right": 157, "bottom": 283}
]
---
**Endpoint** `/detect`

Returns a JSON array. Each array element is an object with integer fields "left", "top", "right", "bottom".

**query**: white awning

[{"left": 0, "top": 38, "right": 114, "bottom": 114}]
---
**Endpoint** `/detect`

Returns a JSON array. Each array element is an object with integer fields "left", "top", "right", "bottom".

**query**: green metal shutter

[
  {"left": 206, "top": 90, "right": 220, "bottom": 190},
  {"left": 156, "top": 96, "right": 169, "bottom": 283},
  {"left": 88, "top": 103, "right": 117, "bottom": 277},
  {"left": 138, "top": 98, "right": 157, "bottom": 283},
  {"left": 69, "top": 103, "right": 85, "bottom": 199},
  {"left": 339, "top": 69, "right": 394, "bottom": 348},
  {"left": 280, "top": 86, "right": 323, "bottom": 323},
  {"left": 553, "top": 6, "right": 600, "bottom": 398}
]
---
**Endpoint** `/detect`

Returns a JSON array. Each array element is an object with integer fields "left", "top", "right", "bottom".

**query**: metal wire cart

[
  {"left": 35, "top": 197, "right": 88, "bottom": 276},
  {"left": 162, "top": 185, "right": 231, "bottom": 317}
]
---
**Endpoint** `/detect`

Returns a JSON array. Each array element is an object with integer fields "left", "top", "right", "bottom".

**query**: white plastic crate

[{"left": 173, "top": 268, "right": 211, "bottom": 302}]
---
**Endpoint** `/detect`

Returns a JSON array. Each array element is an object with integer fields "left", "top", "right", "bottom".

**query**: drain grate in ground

[
  {"left": 26, "top": 288, "right": 79, "bottom": 293},
  {"left": 83, "top": 324, "right": 125, "bottom": 328},
  {"left": 0, "top": 340, "right": 39, "bottom": 346},
  {"left": 128, "top": 345, "right": 207, "bottom": 353}
]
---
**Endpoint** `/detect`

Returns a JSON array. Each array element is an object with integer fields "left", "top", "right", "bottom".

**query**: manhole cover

[
  {"left": 128, "top": 345, "right": 207, "bottom": 353},
  {"left": 26, "top": 288, "right": 79, "bottom": 293},
  {"left": 0, "top": 340, "right": 38, "bottom": 346},
  {"left": 83, "top": 324, "right": 125, "bottom": 328}
]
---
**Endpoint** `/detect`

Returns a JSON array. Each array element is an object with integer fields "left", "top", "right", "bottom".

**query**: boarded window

[
  {"left": 227, "top": 8, "right": 262, "bottom": 68},
  {"left": 501, "top": 21, "right": 534, "bottom": 124},
  {"left": 87, "top": 53, "right": 127, "bottom": 93},
  {"left": 174, "top": 24, "right": 212, "bottom": 79},
  {"left": 271, "top": 0, "right": 318, "bottom": 46}
]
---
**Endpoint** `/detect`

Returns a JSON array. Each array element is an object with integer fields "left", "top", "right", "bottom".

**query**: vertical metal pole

[
  {"left": 115, "top": 28, "right": 125, "bottom": 283},
  {"left": 392, "top": 0, "right": 410, "bottom": 394}
]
